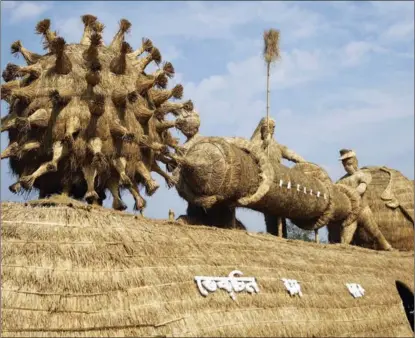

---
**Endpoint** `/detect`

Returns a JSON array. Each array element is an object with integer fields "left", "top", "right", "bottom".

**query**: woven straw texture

[
  {"left": 334, "top": 166, "right": 414, "bottom": 251},
  {"left": 1, "top": 16, "right": 195, "bottom": 213},
  {"left": 1, "top": 201, "right": 413, "bottom": 337}
]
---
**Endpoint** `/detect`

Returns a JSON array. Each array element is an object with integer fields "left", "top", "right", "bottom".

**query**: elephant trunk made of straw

[{"left": 174, "top": 136, "right": 362, "bottom": 232}]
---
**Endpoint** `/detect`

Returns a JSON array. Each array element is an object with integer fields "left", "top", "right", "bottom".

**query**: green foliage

[{"left": 286, "top": 220, "right": 314, "bottom": 242}]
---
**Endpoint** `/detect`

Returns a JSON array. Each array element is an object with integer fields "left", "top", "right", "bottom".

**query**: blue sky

[{"left": 1, "top": 1, "right": 414, "bottom": 238}]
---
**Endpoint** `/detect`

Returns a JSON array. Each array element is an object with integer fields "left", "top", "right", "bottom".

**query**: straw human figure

[
  {"left": 251, "top": 117, "right": 306, "bottom": 238},
  {"left": 334, "top": 149, "right": 394, "bottom": 251}
]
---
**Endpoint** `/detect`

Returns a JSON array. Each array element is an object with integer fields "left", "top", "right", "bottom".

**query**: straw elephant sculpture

[
  {"left": 1, "top": 15, "right": 197, "bottom": 212},
  {"left": 328, "top": 166, "right": 414, "bottom": 251}
]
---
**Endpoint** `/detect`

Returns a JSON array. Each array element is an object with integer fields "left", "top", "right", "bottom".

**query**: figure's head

[
  {"left": 259, "top": 117, "right": 275, "bottom": 140},
  {"left": 339, "top": 149, "right": 358, "bottom": 174},
  {"left": 176, "top": 110, "right": 200, "bottom": 139}
]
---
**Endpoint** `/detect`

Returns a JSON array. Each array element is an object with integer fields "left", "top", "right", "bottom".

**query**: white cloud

[
  {"left": 1, "top": 1, "right": 18, "bottom": 10},
  {"left": 3, "top": 1, "right": 52, "bottom": 23},
  {"left": 55, "top": 16, "right": 83, "bottom": 44},
  {"left": 383, "top": 21, "right": 415, "bottom": 41}
]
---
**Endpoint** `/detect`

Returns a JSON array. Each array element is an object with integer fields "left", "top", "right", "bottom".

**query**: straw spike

[
  {"left": 128, "top": 182, "right": 146, "bottom": 212},
  {"left": 83, "top": 32, "right": 102, "bottom": 66},
  {"left": 107, "top": 177, "right": 128, "bottom": 211},
  {"left": 49, "top": 89, "right": 72, "bottom": 107},
  {"left": 11, "top": 86, "right": 37, "bottom": 103},
  {"left": 133, "top": 47, "right": 162, "bottom": 72},
  {"left": 128, "top": 37, "right": 153, "bottom": 59},
  {"left": 80, "top": 14, "right": 98, "bottom": 45},
  {"left": 154, "top": 100, "right": 191, "bottom": 118},
  {"left": 63, "top": 116, "right": 81, "bottom": 146},
  {"left": 1, "top": 80, "right": 21, "bottom": 103},
  {"left": 35, "top": 19, "right": 57, "bottom": 51},
  {"left": 11, "top": 40, "right": 42, "bottom": 65},
  {"left": 50, "top": 37, "right": 73, "bottom": 75},
  {"left": 19, "top": 141, "right": 66, "bottom": 190},
  {"left": 154, "top": 61, "right": 175, "bottom": 79},
  {"left": 2, "top": 63, "right": 42, "bottom": 82},
  {"left": 112, "top": 157, "right": 133, "bottom": 186},
  {"left": 88, "top": 93, "right": 105, "bottom": 117},
  {"left": 1, "top": 142, "right": 19, "bottom": 159},
  {"left": 82, "top": 164, "right": 100, "bottom": 204},
  {"left": 110, "top": 119, "right": 134, "bottom": 141},
  {"left": 150, "top": 84, "right": 183, "bottom": 106},
  {"left": 26, "top": 108, "right": 52, "bottom": 128},
  {"left": 85, "top": 66, "right": 101, "bottom": 88},
  {"left": 155, "top": 119, "right": 176, "bottom": 132},
  {"left": 110, "top": 41, "right": 133, "bottom": 75},
  {"left": 136, "top": 73, "right": 168, "bottom": 95},
  {"left": 111, "top": 89, "right": 127, "bottom": 108},
  {"left": 128, "top": 95, "right": 155, "bottom": 123},
  {"left": 109, "top": 19, "right": 131, "bottom": 50}
]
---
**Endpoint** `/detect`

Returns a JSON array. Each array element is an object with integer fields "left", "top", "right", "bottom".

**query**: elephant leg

[
  {"left": 340, "top": 221, "right": 358, "bottom": 245},
  {"left": 265, "top": 214, "right": 286, "bottom": 237},
  {"left": 265, "top": 214, "right": 278, "bottom": 236},
  {"left": 62, "top": 181, "right": 71, "bottom": 196},
  {"left": 314, "top": 229, "right": 319, "bottom": 243},
  {"left": 38, "top": 189, "right": 48, "bottom": 199}
]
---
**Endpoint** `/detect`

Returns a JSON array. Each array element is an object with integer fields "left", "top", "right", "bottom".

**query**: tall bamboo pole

[
  {"left": 263, "top": 29, "right": 280, "bottom": 157},
  {"left": 266, "top": 62, "right": 271, "bottom": 156}
]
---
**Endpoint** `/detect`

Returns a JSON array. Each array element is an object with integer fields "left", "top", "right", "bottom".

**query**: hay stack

[
  {"left": 1, "top": 15, "right": 196, "bottom": 212},
  {"left": 328, "top": 166, "right": 414, "bottom": 251},
  {"left": 1, "top": 201, "right": 413, "bottom": 337}
]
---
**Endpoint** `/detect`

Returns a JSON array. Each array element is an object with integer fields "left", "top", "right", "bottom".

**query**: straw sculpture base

[{"left": 1, "top": 201, "right": 413, "bottom": 337}]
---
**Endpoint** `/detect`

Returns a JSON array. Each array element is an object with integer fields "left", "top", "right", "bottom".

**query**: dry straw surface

[{"left": 1, "top": 200, "right": 413, "bottom": 337}]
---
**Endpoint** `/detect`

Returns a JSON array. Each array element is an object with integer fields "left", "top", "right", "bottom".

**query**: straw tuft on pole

[{"left": 262, "top": 29, "right": 280, "bottom": 155}]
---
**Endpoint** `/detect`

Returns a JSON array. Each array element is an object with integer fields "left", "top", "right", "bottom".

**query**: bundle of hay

[
  {"left": 1, "top": 201, "right": 413, "bottom": 337},
  {"left": 329, "top": 166, "right": 414, "bottom": 251},
  {"left": 1, "top": 15, "right": 196, "bottom": 212}
]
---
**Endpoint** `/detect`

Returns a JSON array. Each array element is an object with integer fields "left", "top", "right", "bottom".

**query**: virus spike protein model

[{"left": 1, "top": 15, "right": 198, "bottom": 212}]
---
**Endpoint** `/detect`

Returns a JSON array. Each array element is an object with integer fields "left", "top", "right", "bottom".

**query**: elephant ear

[{"left": 379, "top": 167, "right": 414, "bottom": 222}]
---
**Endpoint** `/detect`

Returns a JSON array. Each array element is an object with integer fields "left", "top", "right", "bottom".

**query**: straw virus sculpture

[{"left": 1, "top": 15, "right": 197, "bottom": 212}]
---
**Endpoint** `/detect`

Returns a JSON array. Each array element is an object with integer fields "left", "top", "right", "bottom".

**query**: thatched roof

[{"left": 1, "top": 200, "right": 413, "bottom": 337}]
